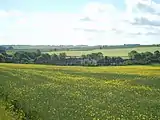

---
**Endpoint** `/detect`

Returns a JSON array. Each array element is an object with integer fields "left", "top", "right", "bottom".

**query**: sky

[{"left": 0, "top": 0, "right": 160, "bottom": 45}]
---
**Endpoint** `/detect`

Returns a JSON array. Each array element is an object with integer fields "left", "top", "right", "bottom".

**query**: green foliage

[
  {"left": 85, "top": 52, "right": 104, "bottom": 61},
  {"left": 59, "top": 52, "right": 66, "bottom": 60},
  {"left": 0, "top": 54, "right": 5, "bottom": 63},
  {"left": 1, "top": 47, "right": 160, "bottom": 66},
  {"left": 36, "top": 49, "right": 41, "bottom": 57},
  {"left": 51, "top": 54, "right": 59, "bottom": 61},
  {"left": 42, "top": 53, "right": 51, "bottom": 61},
  {"left": 128, "top": 50, "right": 160, "bottom": 65},
  {"left": 0, "top": 46, "right": 6, "bottom": 53},
  {"left": 128, "top": 50, "right": 138, "bottom": 59},
  {"left": 35, "top": 55, "right": 46, "bottom": 64}
]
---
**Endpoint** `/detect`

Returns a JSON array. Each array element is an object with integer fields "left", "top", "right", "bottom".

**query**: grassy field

[
  {"left": 0, "top": 63, "right": 160, "bottom": 119},
  {"left": 7, "top": 49, "right": 50, "bottom": 55},
  {"left": 48, "top": 46, "right": 160, "bottom": 57},
  {"left": 0, "top": 100, "right": 19, "bottom": 120},
  {"left": 6, "top": 46, "right": 160, "bottom": 58}
]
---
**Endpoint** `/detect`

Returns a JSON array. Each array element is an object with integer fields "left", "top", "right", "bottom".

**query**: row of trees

[
  {"left": 127, "top": 50, "right": 160, "bottom": 65},
  {"left": 0, "top": 46, "right": 160, "bottom": 66},
  {"left": 81, "top": 53, "right": 124, "bottom": 66},
  {"left": 80, "top": 50, "right": 160, "bottom": 66},
  {"left": 0, "top": 48, "right": 67, "bottom": 64}
]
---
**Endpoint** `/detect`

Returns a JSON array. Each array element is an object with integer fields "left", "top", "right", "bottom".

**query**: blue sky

[
  {"left": 0, "top": 0, "right": 160, "bottom": 45},
  {"left": 0, "top": 0, "right": 125, "bottom": 12}
]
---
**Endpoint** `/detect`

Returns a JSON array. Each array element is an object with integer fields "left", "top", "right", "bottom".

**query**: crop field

[
  {"left": 48, "top": 46, "right": 160, "bottom": 57},
  {"left": 0, "top": 63, "right": 160, "bottom": 120},
  {"left": 0, "top": 100, "right": 17, "bottom": 120}
]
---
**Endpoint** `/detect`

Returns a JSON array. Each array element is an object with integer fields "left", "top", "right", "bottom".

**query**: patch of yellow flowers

[{"left": 0, "top": 63, "right": 160, "bottom": 120}]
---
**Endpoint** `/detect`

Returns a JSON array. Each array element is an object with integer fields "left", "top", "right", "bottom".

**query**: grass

[
  {"left": 48, "top": 46, "right": 160, "bottom": 57},
  {"left": 0, "top": 100, "right": 20, "bottom": 120},
  {"left": 0, "top": 63, "right": 160, "bottom": 119},
  {"left": 7, "top": 49, "right": 49, "bottom": 55},
  {"left": 0, "top": 102, "right": 12, "bottom": 120}
]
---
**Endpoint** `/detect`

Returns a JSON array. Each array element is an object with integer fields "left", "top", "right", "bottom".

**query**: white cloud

[
  {"left": 125, "top": 0, "right": 153, "bottom": 14},
  {"left": 0, "top": 0, "right": 160, "bottom": 45},
  {"left": 0, "top": 10, "right": 23, "bottom": 18}
]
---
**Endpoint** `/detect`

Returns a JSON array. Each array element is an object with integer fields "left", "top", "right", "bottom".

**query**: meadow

[
  {"left": 0, "top": 63, "right": 160, "bottom": 119},
  {"left": 48, "top": 46, "right": 160, "bottom": 58}
]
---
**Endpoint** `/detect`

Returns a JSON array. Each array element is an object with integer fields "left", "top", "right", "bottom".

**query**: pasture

[
  {"left": 48, "top": 46, "right": 160, "bottom": 58},
  {"left": 6, "top": 46, "right": 160, "bottom": 58},
  {"left": 0, "top": 63, "right": 160, "bottom": 119}
]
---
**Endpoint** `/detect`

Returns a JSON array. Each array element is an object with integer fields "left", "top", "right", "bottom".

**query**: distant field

[
  {"left": 0, "top": 63, "right": 160, "bottom": 119},
  {"left": 7, "top": 49, "right": 50, "bottom": 54},
  {"left": 6, "top": 46, "right": 160, "bottom": 58},
  {"left": 48, "top": 46, "right": 160, "bottom": 58}
]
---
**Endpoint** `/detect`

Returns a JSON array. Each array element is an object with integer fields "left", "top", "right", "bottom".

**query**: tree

[
  {"left": 1, "top": 52, "right": 8, "bottom": 57},
  {"left": 81, "top": 59, "right": 97, "bottom": 66},
  {"left": 26, "top": 52, "right": 37, "bottom": 59},
  {"left": 85, "top": 52, "right": 104, "bottom": 61},
  {"left": 7, "top": 46, "right": 14, "bottom": 50},
  {"left": 51, "top": 54, "right": 59, "bottom": 60},
  {"left": 134, "top": 53, "right": 142, "bottom": 60},
  {"left": 0, "top": 54, "right": 5, "bottom": 62},
  {"left": 59, "top": 53, "right": 66, "bottom": 60},
  {"left": 0, "top": 46, "right": 6, "bottom": 54},
  {"left": 5, "top": 56, "right": 13, "bottom": 63},
  {"left": 20, "top": 58, "right": 30, "bottom": 64},
  {"left": 35, "top": 56, "right": 45, "bottom": 64},
  {"left": 115, "top": 57, "right": 124, "bottom": 65},
  {"left": 154, "top": 50, "right": 160, "bottom": 58},
  {"left": 34, "top": 53, "right": 51, "bottom": 64},
  {"left": 13, "top": 51, "right": 30, "bottom": 63},
  {"left": 97, "top": 52, "right": 104, "bottom": 60},
  {"left": 144, "top": 52, "right": 153, "bottom": 58},
  {"left": 36, "top": 49, "right": 41, "bottom": 57},
  {"left": 81, "top": 55, "right": 87, "bottom": 59},
  {"left": 128, "top": 50, "right": 138, "bottom": 59},
  {"left": 153, "top": 50, "right": 160, "bottom": 63},
  {"left": 42, "top": 53, "right": 51, "bottom": 61}
]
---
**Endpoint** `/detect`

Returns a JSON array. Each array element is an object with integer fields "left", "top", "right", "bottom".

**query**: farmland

[
  {"left": 6, "top": 46, "right": 160, "bottom": 58},
  {"left": 0, "top": 63, "right": 160, "bottom": 119},
  {"left": 0, "top": 100, "right": 18, "bottom": 120},
  {"left": 48, "top": 46, "right": 160, "bottom": 58}
]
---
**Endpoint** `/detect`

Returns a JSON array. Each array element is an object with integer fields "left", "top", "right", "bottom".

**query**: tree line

[{"left": 0, "top": 46, "right": 160, "bottom": 66}]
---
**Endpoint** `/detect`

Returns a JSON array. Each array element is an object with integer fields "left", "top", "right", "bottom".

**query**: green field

[
  {"left": 6, "top": 46, "right": 160, "bottom": 58},
  {"left": 0, "top": 63, "right": 160, "bottom": 119},
  {"left": 0, "top": 100, "right": 19, "bottom": 120},
  {"left": 48, "top": 47, "right": 160, "bottom": 57}
]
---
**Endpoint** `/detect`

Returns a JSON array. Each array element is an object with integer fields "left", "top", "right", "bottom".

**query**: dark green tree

[
  {"left": 0, "top": 54, "right": 5, "bottom": 62},
  {"left": 128, "top": 50, "right": 138, "bottom": 59},
  {"left": 36, "top": 49, "right": 41, "bottom": 57},
  {"left": 35, "top": 56, "right": 45, "bottom": 64},
  {"left": 0, "top": 46, "right": 6, "bottom": 54},
  {"left": 59, "top": 53, "right": 66, "bottom": 60}
]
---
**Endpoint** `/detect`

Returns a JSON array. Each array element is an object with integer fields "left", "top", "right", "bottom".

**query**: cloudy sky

[{"left": 0, "top": 0, "right": 160, "bottom": 45}]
